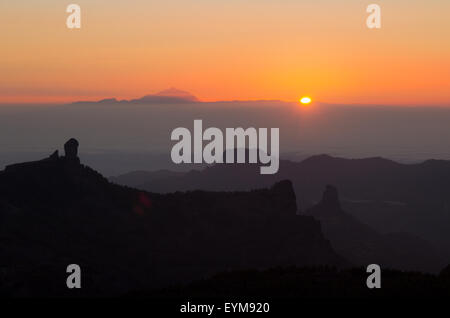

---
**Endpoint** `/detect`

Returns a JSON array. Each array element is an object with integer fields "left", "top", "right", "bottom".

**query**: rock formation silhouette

[
  {"left": 306, "top": 185, "right": 444, "bottom": 273},
  {"left": 64, "top": 138, "right": 80, "bottom": 163},
  {"left": 4, "top": 138, "right": 81, "bottom": 172},
  {"left": 308, "top": 185, "right": 342, "bottom": 216}
]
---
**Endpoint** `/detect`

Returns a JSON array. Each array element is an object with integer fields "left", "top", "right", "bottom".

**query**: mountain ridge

[
  {"left": 70, "top": 88, "right": 199, "bottom": 105},
  {"left": 0, "top": 139, "right": 346, "bottom": 296},
  {"left": 109, "top": 153, "right": 450, "bottom": 272}
]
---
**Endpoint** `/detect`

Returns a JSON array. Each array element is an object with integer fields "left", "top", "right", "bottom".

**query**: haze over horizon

[
  {"left": 2, "top": 87, "right": 449, "bottom": 107},
  {"left": 2, "top": 98, "right": 450, "bottom": 176}
]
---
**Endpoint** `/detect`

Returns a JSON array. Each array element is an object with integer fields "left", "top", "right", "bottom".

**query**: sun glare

[{"left": 300, "top": 97, "right": 312, "bottom": 105}]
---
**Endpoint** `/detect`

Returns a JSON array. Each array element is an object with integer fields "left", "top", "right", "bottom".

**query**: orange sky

[{"left": 1, "top": 0, "right": 449, "bottom": 105}]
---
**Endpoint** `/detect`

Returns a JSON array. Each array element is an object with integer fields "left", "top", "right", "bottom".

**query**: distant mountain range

[
  {"left": 70, "top": 88, "right": 287, "bottom": 105},
  {"left": 71, "top": 88, "right": 199, "bottom": 105},
  {"left": 110, "top": 154, "right": 450, "bottom": 207},
  {"left": 110, "top": 154, "right": 450, "bottom": 272}
]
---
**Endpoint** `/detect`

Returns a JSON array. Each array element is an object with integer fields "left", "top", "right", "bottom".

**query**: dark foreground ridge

[
  {"left": 134, "top": 266, "right": 450, "bottom": 300},
  {"left": 0, "top": 139, "right": 344, "bottom": 297}
]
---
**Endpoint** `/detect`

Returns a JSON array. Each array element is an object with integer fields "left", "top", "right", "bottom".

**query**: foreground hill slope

[{"left": 0, "top": 140, "right": 344, "bottom": 297}]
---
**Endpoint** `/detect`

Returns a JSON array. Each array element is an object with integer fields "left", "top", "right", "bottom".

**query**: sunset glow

[{"left": 0, "top": 1, "right": 449, "bottom": 105}]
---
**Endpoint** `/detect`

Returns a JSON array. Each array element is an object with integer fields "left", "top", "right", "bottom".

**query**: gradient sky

[{"left": 1, "top": 0, "right": 449, "bottom": 105}]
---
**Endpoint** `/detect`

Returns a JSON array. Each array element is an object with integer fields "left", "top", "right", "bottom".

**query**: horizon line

[
  {"left": 1, "top": 92, "right": 450, "bottom": 108},
  {"left": 1, "top": 99, "right": 450, "bottom": 108}
]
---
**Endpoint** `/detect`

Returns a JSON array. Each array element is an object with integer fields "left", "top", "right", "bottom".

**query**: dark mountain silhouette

[
  {"left": 131, "top": 88, "right": 199, "bottom": 103},
  {"left": 116, "top": 154, "right": 450, "bottom": 206},
  {"left": 70, "top": 88, "right": 199, "bottom": 105},
  {"left": 0, "top": 140, "right": 345, "bottom": 297},
  {"left": 134, "top": 266, "right": 450, "bottom": 300},
  {"left": 110, "top": 154, "right": 450, "bottom": 271},
  {"left": 305, "top": 185, "right": 444, "bottom": 272}
]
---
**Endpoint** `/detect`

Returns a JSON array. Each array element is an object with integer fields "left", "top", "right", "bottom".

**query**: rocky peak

[
  {"left": 321, "top": 185, "right": 341, "bottom": 210},
  {"left": 64, "top": 138, "right": 79, "bottom": 158},
  {"left": 306, "top": 184, "right": 343, "bottom": 217},
  {"left": 64, "top": 138, "right": 80, "bottom": 164}
]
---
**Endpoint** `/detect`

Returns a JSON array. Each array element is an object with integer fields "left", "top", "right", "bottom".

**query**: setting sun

[{"left": 300, "top": 97, "right": 312, "bottom": 105}]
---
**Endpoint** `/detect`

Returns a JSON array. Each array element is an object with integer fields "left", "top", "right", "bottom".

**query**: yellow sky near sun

[{"left": 0, "top": 0, "right": 449, "bottom": 105}]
